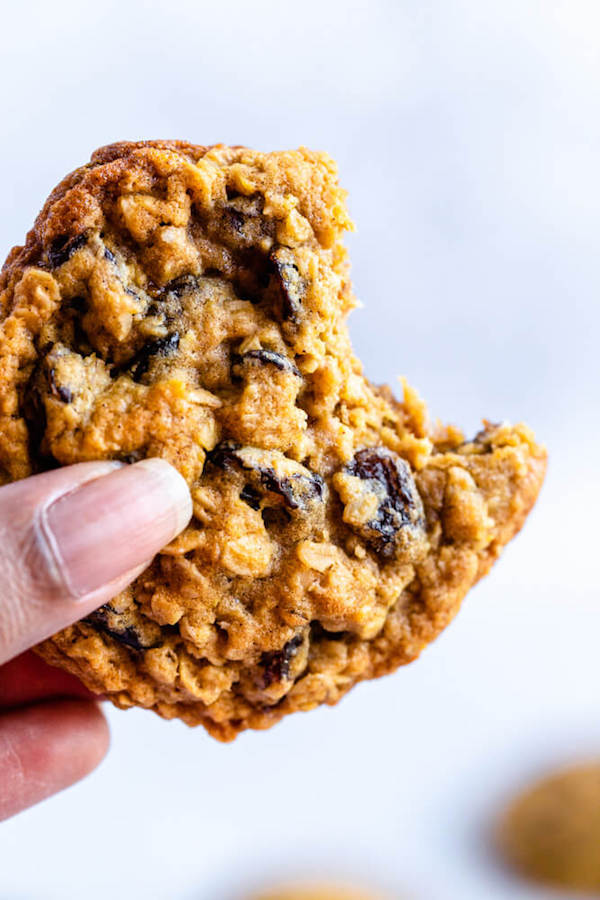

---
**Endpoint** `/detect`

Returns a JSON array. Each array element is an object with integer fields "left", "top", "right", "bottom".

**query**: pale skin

[{"left": 0, "top": 459, "right": 192, "bottom": 821}]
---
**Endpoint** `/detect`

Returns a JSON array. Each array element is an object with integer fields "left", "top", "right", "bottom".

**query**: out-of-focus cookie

[
  {"left": 251, "top": 882, "right": 391, "bottom": 900},
  {"left": 497, "top": 761, "right": 600, "bottom": 893}
]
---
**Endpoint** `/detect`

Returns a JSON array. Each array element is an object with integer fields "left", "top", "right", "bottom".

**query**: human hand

[{"left": 0, "top": 459, "right": 192, "bottom": 821}]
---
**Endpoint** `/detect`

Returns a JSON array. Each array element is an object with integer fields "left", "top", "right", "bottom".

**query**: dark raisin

[
  {"left": 259, "top": 469, "right": 325, "bottom": 511},
  {"left": 57, "top": 385, "right": 73, "bottom": 403},
  {"left": 47, "top": 233, "right": 87, "bottom": 268},
  {"left": 85, "top": 605, "right": 149, "bottom": 652},
  {"left": 208, "top": 443, "right": 326, "bottom": 512},
  {"left": 220, "top": 199, "right": 267, "bottom": 246},
  {"left": 146, "top": 282, "right": 186, "bottom": 327},
  {"left": 240, "top": 484, "right": 261, "bottom": 510},
  {"left": 261, "top": 635, "right": 304, "bottom": 688},
  {"left": 124, "top": 333, "right": 180, "bottom": 382},
  {"left": 163, "top": 274, "right": 199, "bottom": 297},
  {"left": 270, "top": 248, "right": 306, "bottom": 322},
  {"left": 48, "top": 368, "right": 73, "bottom": 404},
  {"left": 471, "top": 424, "right": 501, "bottom": 449},
  {"left": 104, "top": 247, "right": 116, "bottom": 263},
  {"left": 224, "top": 208, "right": 245, "bottom": 236},
  {"left": 241, "top": 349, "right": 301, "bottom": 377},
  {"left": 341, "top": 447, "right": 426, "bottom": 559},
  {"left": 206, "top": 442, "right": 241, "bottom": 470}
]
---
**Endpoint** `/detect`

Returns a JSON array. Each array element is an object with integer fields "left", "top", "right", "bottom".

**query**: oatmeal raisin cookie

[{"left": 0, "top": 141, "right": 546, "bottom": 739}]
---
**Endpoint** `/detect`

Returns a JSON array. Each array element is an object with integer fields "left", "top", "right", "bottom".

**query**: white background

[{"left": 0, "top": 1, "right": 598, "bottom": 897}]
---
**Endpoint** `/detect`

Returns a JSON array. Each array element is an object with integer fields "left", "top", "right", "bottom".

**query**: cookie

[
  {"left": 0, "top": 141, "right": 546, "bottom": 740},
  {"left": 251, "top": 884, "right": 390, "bottom": 900},
  {"left": 497, "top": 762, "right": 600, "bottom": 893}
]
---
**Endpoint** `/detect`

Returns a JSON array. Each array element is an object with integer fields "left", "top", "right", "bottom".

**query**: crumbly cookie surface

[
  {"left": 498, "top": 762, "right": 600, "bottom": 892},
  {"left": 0, "top": 141, "right": 546, "bottom": 740}
]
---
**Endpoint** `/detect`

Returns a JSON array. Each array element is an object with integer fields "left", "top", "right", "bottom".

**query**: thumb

[{"left": 0, "top": 458, "right": 192, "bottom": 665}]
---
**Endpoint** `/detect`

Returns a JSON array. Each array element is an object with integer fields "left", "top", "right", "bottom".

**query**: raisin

[
  {"left": 339, "top": 447, "right": 426, "bottom": 559},
  {"left": 469, "top": 424, "right": 501, "bottom": 450},
  {"left": 270, "top": 248, "right": 306, "bottom": 322},
  {"left": 241, "top": 349, "right": 301, "bottom": 377},
  {"left": 47, "top": 233, "right": 87, "bottom": 268},
  {"left": 163, "top": 274, "right": 199, "bottom": 297},
  {"left": 240, "top": 483, "right": 261, "bottom": 510},
  {"left": 220, "top": 194, "right": 267, "bottom": 246},
  {"left": 208, "top": 442, "right": 241, "bottom": 469},
  {"left": 260, "top": 468, "right": 324, "bottom": 511},
  {"left": 85, "top": 605, "right": 150, "bottom": 652},
  {"left": 124, "top": 333, "right": 180, "bottom": 382},
  {"left": 224, "top": 207, "right": 245, "bottom": 236},
  {"left": 145, "top": 277, "right": 193, "bottom": 326},
  {"left": 56, "top": 385, "right": 73, "bottom": 403},
  {"left": 48, "top": 368, "right": 73, "bottom": 404},
  {"left": 208, "top": 443, "right": 326, "bottom": 512},
  {"left": 261, "top": 635, "right": 304, "bottom": 687}
]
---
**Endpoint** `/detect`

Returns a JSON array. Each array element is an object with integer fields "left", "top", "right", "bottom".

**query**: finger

[
  {"left": 0, "top": 651, "right": 99, "bottom": 708},
  {"left": 0, "top": 458, "right": 192, "bottom": 664},
  {"left": 0, "top": 699, "right": 109, "bottom": 822}
]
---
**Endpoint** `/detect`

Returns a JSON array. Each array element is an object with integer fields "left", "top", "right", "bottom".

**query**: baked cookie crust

[{"left": 0, "top": 141, "right": 546, "bottom": 740}]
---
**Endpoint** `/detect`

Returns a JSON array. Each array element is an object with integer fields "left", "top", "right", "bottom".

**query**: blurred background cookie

[
  {"left": 250, "top": 882, "right": 392, "bottom": 900},
  {"left": 497, "top": 760, "right": 600, "bottom": 893}
]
